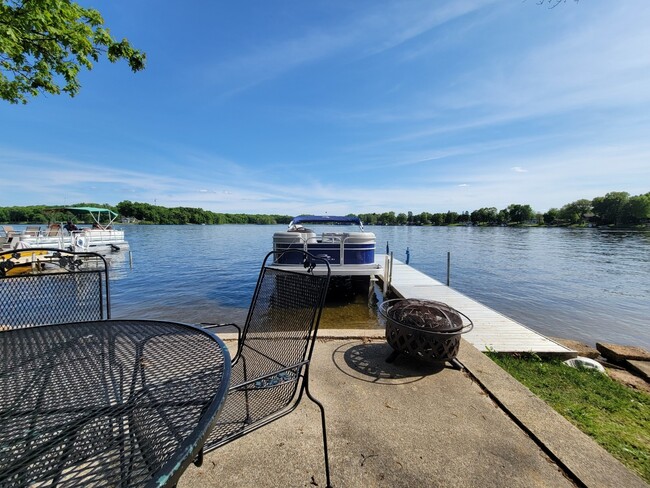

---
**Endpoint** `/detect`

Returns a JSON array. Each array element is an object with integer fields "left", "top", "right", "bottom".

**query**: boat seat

[
  {"left": 1, "top": 226, "right": 19, "bottom": 237},
  {"left": 24, "top": 226, "right": 41, "bottom": 236},
  {"left": 46, "top": 224, "right": 62, "bottom": 236},
  {"left": 321, "top": 232, "right": 344, "bottom": 243}
]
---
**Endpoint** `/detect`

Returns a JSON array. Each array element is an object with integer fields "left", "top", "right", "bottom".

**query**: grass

[{"left": 487, "top": 353, "right": 650, "bottom": 483}]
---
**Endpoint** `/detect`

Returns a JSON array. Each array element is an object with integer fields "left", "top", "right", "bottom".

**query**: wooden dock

[{"left": 376, "top": 255, "right": 575, "bottom": 357}]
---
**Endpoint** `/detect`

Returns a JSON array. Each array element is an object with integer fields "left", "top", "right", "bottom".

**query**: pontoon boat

[
  {"left": 272, "top": 215, "right": 380, "bottom": 276},
  {"left": 1, "top": 207, "right": 128, "bottom": 254}
]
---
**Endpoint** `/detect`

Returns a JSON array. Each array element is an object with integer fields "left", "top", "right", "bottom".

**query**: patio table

[{"left": 0, "top": 319, "right": 231, "bottom": 487}]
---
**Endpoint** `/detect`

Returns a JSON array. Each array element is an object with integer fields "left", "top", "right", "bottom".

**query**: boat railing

[
  {"left": 82, "top": 228, "right": 123, "bottom": 242},
  {"left": 274, "top": 225, "right": 375, "bottom": 267},
  {"left": 311, "top": 232, "right": 375, "bottom": 266}
]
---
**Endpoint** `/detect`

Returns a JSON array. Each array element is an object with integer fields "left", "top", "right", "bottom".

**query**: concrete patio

[{"left": 179, "top": 334, "right": 647, "bottom": 488}]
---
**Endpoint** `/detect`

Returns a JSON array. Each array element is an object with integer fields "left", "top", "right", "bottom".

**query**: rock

[
  {"left": 595, "top": 342, "right": 650, "bottom": 363},
  {"left": 626, "top": 360, "right": 650, "bottom": 382},
  {"left": 606, "top": 368, "right": 650, "bottom": 395},
  {"left": 549, "top": 337, "right": 599, "bottom": 359}
]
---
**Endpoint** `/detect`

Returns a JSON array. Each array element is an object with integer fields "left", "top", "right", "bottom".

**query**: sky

[{"left": 1, "top": 0, "right": 649, "bottom": 215}]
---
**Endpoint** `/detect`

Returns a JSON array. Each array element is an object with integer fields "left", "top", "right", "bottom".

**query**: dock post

[
  {"left": 129, "top": 251, "right": 133, "bottom": 269},
  {"left": 389, "top": 251, "right": 394, "bottom": 292},
  {"left": 405, "top": 247, "right": 410, "bottom": 265},
  {"left": 446, "top": 251, "right": 450, "bottom": 286},
  {"left": 383, "top": 253, "right": 393, "bottom": 295},
  {"left": 386, "top": 241, "right": 389, "bottom": 254}
]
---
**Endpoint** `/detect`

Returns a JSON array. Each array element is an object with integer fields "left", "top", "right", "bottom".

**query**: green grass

[{"left": 487, "top": 353, "right": 650, "bottom": 483}]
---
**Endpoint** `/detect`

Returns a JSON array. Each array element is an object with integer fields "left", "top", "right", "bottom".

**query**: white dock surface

[{"left": 377, "top": 255, "right": 574, "bottom": 356}]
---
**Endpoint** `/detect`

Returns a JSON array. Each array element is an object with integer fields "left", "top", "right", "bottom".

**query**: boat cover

[
  {"left": 63, "top": 207, "right": 118, "bottom": 218},
  {"left": 291, "top": 215, "right": 362, "bottom": 226}
]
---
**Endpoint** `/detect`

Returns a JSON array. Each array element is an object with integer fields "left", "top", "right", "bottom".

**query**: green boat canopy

[
  {"left": 62, "top": 207, "right": 118, "bottom": 218},
  {"left": 44, "top": 207, "right": 119, "bottom": 223}
]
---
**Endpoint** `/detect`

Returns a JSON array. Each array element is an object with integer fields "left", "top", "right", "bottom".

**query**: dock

[{"left": 376, "top": 255, "right": 575, "bottom": 357}]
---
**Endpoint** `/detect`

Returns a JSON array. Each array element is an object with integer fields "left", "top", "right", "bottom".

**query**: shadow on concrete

[{"left": 332, "top": 341, "right": 448, "bottom": 385}]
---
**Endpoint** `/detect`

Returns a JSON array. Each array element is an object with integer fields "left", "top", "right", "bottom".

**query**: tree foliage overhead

[{"left": 0, "top": 0, "right": 145, "bottom": 103}]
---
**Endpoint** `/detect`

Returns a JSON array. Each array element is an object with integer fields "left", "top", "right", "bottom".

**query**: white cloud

[
  {"left": 204, "top": 0, "right": 496, "bottom": 96},
  {"left": 511, "top": 167, "right": 527, "bottom": 173}
]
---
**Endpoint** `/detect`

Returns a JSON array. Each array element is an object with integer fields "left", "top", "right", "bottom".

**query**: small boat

[
  {"left": 0, "top": 249, "right": 49, "bottom": 277},
  {"left": 1, "top": 207, "right": 129, "bottom": 254},
  {"left": 272, "top": 215, "right": 381, "bottom": 276}
]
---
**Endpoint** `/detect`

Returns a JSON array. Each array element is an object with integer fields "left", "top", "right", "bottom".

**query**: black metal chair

[
  {"left": 201, "top": 250, "right": 333, "bottom": 488},
  {"left": 0, "top": 248, "right": 110, "bottom": 329}
]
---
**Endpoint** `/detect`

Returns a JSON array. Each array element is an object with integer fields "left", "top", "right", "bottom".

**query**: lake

[{"left": 100, "top": 224, "right": 650, "bottom": 350}]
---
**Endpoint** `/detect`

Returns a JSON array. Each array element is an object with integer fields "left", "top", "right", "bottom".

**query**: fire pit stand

[{"left": 379, "top": 299, "right": 473, "bottom": 370}]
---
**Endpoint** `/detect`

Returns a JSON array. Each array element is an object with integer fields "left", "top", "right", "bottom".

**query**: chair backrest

[
  {"left": 0, "top": 248, "right": 111, "bottom": 330},
  {"left": 24, "top": 225, "right": 41, "bottom": 236},
  {"left": 46, "top": 223, "right": 61, "bottom": 236},
  {"left": 1, "top": 225, "right": 16, "bottom": 236},
  {"left": 237, "top": 250, "right": 330, "bottom": 377}
]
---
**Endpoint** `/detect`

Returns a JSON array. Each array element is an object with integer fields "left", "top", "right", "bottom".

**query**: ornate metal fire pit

[{"left": 379, "top": 298, "right": 473, "bottom": 369}]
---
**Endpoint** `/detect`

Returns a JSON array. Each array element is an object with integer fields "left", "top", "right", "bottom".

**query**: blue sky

[{"left": 1, "top": 0, "right": 649, "bottom": 215}]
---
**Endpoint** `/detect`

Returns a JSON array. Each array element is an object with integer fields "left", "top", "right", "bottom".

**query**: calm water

[{"left": 99, "top": 225, "right": 650, "bottom": 349}]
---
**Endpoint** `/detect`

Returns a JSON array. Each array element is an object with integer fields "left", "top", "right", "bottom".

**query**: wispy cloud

[
  {"left": 5, "top": 129, "right": 648, "bottom": 214},
  {"left": 205, "top": 0, "right": 496, "bottom": 97}
]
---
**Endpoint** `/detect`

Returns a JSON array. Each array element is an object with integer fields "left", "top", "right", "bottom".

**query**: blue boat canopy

[
  {"left": 290, "top": 215, "right": 365, "bottom": 231},
  {"left": 291, "top": 215, "right": 362, "bottom": 226}
]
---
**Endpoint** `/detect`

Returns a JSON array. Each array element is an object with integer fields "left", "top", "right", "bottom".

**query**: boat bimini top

[
  {"left": 289, "top": 215, "right": 364, "bottom": 231},
  {"left": 57, "top": 207, "right": 119, "bottom": 227}
]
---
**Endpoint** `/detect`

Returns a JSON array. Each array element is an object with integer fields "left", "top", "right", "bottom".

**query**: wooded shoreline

[{"left": 1, "top": 190, "right": 648, "bottom": 227}]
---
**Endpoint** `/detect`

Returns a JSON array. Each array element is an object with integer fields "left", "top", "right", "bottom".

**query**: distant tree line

[
  {"left": 114, "top": 201, "right": 292, "bottom": 225},
  {"left": 0, "top": 201, "right": 293, "bottom": 226},
  {"left": 0, "top": 206, "right": 79, "bottom": 224},
  {"left": 1, "top": 191, "right": 648, "bottom": 227},
  {"left": 357, "top": 204, "right": 536, "bottom": 226},
  {"left": 357, "top": 191, "right": 650, "bottom": 227}
]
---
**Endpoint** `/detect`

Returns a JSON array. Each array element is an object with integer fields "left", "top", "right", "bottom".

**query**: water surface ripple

[{"left": 106, "top": 225, "right": 649, "bottom": 349}]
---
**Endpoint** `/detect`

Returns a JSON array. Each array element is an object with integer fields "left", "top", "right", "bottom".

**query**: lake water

[{"left": 100, "top": 225, "right": 650, "bottom": 350}]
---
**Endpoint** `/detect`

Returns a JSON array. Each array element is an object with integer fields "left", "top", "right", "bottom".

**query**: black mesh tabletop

[{"left": 0, "top": 319, "right": 231, "bottom": 488}]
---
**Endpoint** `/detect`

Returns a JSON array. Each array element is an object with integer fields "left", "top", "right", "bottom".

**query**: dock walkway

[{"left": 377, "top": 255, "right": 574, "bottom": 356}]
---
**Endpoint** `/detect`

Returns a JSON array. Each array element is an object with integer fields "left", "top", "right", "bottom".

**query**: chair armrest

[{"left": 200, "top": 322, "right": 241, "bottom": 346}]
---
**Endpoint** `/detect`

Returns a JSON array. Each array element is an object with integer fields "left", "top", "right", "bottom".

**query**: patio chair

[
  {"left": 46, "top": 223, "right": 62, "bottom": 236},
  {"left": 24, "top": 225, "right": 41, "bottom": 236},
  {"left": 0, "top": 248, "right": 110, "bottom": 329},
  {"left": 201, "top": 250, "right": 333, "bottom": 488},
  {"left": 1, "top": 225, "right": 18, "bottom": 237}
]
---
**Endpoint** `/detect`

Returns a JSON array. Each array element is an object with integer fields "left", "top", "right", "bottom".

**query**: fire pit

[{"left": 379, "top": 298, "right": 473, "bottom": 369}]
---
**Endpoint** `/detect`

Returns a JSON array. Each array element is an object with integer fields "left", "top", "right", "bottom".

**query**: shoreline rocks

[
  {"left": 595, "top": 342, "right": 650, "bottom": 363},
  {"left": 551, "top": 337, "right": 650, "bottom": 394}
]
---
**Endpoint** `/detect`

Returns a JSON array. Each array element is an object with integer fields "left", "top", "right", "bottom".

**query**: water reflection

[{"left": 101, "top": 224, "right": 650, "bottom": 349}]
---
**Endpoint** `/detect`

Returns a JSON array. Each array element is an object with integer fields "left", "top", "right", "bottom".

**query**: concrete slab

[{"left": 178, "top": 338, "right": 647, "bottom": 488}]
